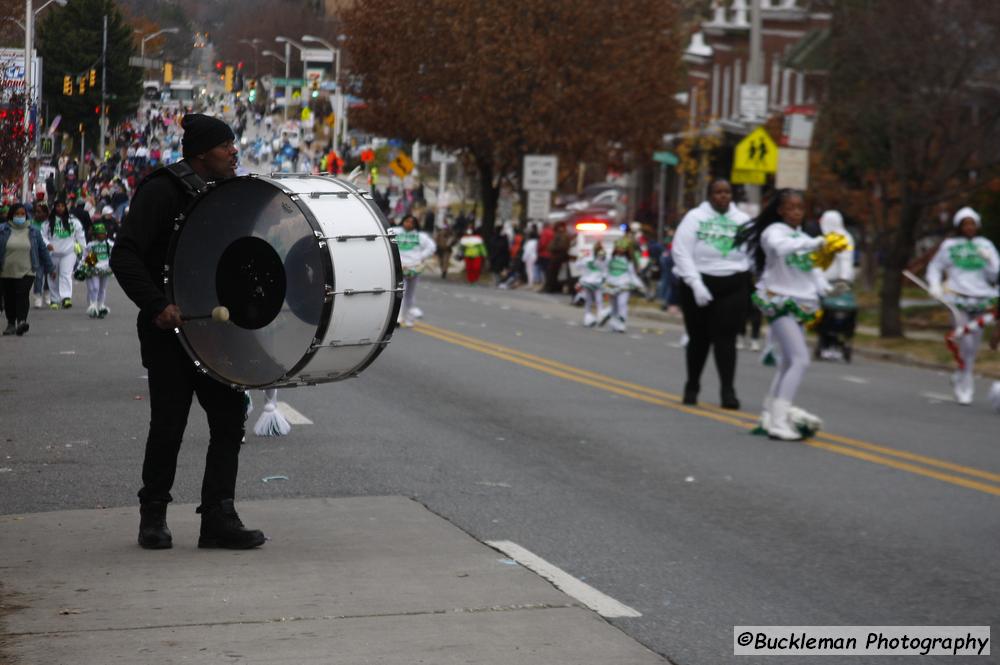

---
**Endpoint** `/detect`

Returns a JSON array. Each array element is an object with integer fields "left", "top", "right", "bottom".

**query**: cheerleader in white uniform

[
  {"left": 604, "top": 243, "right": 645, "bottom": 333},
  {"left": 736, "top": 189, "right": 850, "bottom": 440},
  {"left": 389, "top": 214, "right": 436, "bottom": 327},
  {"left": 926, "top": 207, "right": 1000, "bottom": 405},
  {"left": 81, "top": 222, "right": 114, "bottom": 318},
  {"left": 575, "top": 244, "right": 607, "bottom": 327}
]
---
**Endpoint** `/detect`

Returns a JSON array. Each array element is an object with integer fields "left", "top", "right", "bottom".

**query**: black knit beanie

[{"left": 181, "top": 114, "right": 236, "bottom": 158}]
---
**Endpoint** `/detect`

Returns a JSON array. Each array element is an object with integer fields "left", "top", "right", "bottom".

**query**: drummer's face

[{"left": 199, "top": 140, "right": 238, "bottom": 179}]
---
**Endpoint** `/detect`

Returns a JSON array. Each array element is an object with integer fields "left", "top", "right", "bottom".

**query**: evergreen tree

[{"left": 36, "top": 0, "right": 142, "bottom": 150}]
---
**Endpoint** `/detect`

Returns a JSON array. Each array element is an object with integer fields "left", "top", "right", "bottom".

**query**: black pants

[
  {"left": 1, "top": 275, "right": 33, "bottom": 325},
  {"left": 679, "top": 271, "right": 750, "bottom": 397},
  {"left": 138, "top": 339, "right": 246, "bottom": 510},
  {"left": 744, "top": 299, "right": 762, "bottom": 339}
]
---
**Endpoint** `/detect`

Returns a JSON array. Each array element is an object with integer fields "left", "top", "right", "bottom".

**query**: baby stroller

[{"left": 815, "top": 280, "right": 857, "bottom": 362}]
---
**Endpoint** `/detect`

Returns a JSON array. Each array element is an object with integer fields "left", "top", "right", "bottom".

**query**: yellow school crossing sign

[
  {"left": 389, "top": 151, "right": 414, "bottom": 178},
  {"left": 731, "top": 127, "right": 778, "bottom": 185}
]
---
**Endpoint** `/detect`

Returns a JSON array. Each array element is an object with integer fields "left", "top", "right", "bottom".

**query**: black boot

[
  {"left": 2, "top": 323, "right": 15, "bottom": 336},
  {"left": 682, "top": 382, "right": 698, "bottom": 405},
  {"left": 138, "top": 501, "right": 173, "bottom": 549},
  {"left": 720, "top": 387, "right": 740, "bottom": 410},
  {"left": 198, "top": 499, "right": 266, "bottom": 549}
]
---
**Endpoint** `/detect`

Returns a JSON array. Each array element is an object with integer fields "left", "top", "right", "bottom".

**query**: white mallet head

[{"left": 212, "top": 306, "right": 230, "bottom": 323}]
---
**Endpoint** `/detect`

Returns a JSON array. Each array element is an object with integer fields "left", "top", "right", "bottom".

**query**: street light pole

[
  {"left": 283, "top": 41, "right": 290, "bottom": 121},
  {"left": 239, "top": 38, "right": 262, "bottom": 77},
  {"left": 261, "top": 49, "right": 288, "bottom": 121},
  {"left": 276, "top": 36, "right": 309, "bottom": 123},
  {"left": 747, "top": 0, "right": 763, "bottom": 208},
  {"left": 302, "top": 35, "right": 342, "bottom": 149},
  {"left": 99, "top": 14, "right": 107, "bottom": 161}
]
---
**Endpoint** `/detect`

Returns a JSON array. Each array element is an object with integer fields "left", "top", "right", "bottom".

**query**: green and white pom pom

[
  {"left": 788, "top": 405, "right": 822, "bottom": 439},
  {"left": 254, "top": 389, "right": 291, "bottom": 437}
]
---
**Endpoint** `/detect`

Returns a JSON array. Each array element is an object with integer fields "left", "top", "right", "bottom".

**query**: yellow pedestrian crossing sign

[
  {"left": 389, "top": 151, "right": 414, "bottom": 178},
  {"left": 733, "top": 127, "right": 778, "bottom": 174}
]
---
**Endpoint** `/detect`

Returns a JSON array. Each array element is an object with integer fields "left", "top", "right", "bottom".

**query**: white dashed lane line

[{"left": 277, "top": 402, "right": 313, "bottom": 425}]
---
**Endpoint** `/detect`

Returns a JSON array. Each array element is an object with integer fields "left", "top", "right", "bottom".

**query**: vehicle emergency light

[{"left": 576, "top": 220, "right": 609, "bottom": 232}]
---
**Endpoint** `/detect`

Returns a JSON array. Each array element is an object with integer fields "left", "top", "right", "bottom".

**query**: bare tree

[
  {"left": 341, "top": 0, "right": 683, "bottom": 235},
  {"left": 823, "top": 0, "right": 1000, "bottom": 336}
]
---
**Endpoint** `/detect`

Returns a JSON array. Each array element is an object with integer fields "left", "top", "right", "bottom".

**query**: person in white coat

[
  {"left": 390, "top": 214, "right": 436, "bottom": 327},
  {"left": 672, "top": 178, "right": 752, "bottom": 409},
  {"left": 818, "top": 211, "right": 855, "bottom": 285},
  {"left": 42, "top": 199, "right": 86, "bottom": 309},
  {"left": 926, "top": 206, "right": 1000, "bottom": 405}
]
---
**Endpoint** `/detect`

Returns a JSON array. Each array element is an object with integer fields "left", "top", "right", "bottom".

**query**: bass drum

[{"left": 165, "top": 174, "right": 402, "bottom": 389}]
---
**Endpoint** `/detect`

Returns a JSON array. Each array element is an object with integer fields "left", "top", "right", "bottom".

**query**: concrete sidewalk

[{"left": 0, "top": 497, "right": 665, "bottom": 664}]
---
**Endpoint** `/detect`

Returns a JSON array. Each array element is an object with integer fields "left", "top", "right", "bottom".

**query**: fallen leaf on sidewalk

[{"left": 58, "top": 608, "right": 81, "bottom": 615}]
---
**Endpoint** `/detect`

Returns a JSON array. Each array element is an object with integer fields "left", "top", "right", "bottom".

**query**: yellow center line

[{"left": 413, "top": 322, "right": 1000, "bottom": 496}]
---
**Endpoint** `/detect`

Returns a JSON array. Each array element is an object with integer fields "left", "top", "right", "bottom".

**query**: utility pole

[{"left": 99, "top": 14, "right": 107, "bottom": 160}]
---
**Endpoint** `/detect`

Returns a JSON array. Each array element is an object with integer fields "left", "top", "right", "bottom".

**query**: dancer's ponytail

[{"left": 735, "top": 188, "right": 802, "bottom": 273}]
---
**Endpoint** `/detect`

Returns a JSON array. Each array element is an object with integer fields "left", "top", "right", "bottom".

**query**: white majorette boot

[
  {"left": 758, "top": 396, "right": 773, "bottom": 432},
  {"left": 610, "top": 316, "right": 626, "bottom": 333},
  {"left": 767, "top": 398, "right": 803, "bottom": 441},
  {"left": 953, "top": 372, "right": 974, "bottom": 405},
  {"left": 583, "top": 311, "right": 596, "bottom": 328},
  {"left": 788, "top": 405, "right": 823, "bottom": 435},
  {"left": 988, "top": 381, "right": 1000, "bottom": 412}
]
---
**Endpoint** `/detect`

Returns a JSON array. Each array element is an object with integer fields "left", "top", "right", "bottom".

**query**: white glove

[
  {"left": 691, "top": 281, "right": 713, "bottom": 307},
  {"left": 815, "top": 275, "right": 833, "bottom": 296},
  {"left": 929, "top": 284, "right": 944, "bottom": 301}
]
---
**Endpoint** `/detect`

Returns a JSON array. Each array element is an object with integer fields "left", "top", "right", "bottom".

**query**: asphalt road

[{"left": 2, "top": 275, "right": 998, "bottom": 664}]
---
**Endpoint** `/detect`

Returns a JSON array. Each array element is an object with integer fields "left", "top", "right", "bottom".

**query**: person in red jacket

[{"left": 537, "top": 223, "right": 555, "bottom": 289}]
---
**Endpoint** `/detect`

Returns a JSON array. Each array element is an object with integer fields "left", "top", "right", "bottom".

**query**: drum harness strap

[{"left": 162, "top": 161, "right": 209, "bottom": 199}]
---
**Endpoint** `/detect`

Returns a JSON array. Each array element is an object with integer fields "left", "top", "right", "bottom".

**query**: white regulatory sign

[
  {"left": 739, "top": 84, "right": 769, "bottom": 120},
  {"left": 523, "top": 154, "right": 558, "bottom": 191},
  {"left": 526, "top": 190, "right": 551, "bottom": 220}
]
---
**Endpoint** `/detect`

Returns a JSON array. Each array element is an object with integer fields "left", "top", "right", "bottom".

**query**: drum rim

[
  {"left": 163, "top": 174, "right": 336, "bottom": 389},
  {"left": 269, "top": 174, "right": 404, "bottom": 379}
]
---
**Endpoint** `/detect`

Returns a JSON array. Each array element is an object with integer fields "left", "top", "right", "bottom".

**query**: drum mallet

[{"left": 181, "top": 306, "right": 230, "bottom": 323}]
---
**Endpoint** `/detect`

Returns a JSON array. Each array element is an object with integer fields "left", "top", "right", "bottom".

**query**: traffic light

[
  {"left": 164, "top": 62, "right": 173, "bottom": 84},
  {"left": 247, "top": 79, "right": 257, "bottom": 103},
  {"left": 78, "top": 76, "right": 86, "bottom": 94},
  {"left": 63, "top": 75, "right": 72, "bottom": 95},
  {"left": 89, "top": 69, "right": 96, "bottom": 87},
  {"left": 310, "top": 80, "right": 320, "bottom": 99},
  {"left": 215, "top": 60, "right": 223, "bottom": 72},
  {"left": 237, "top": 61, "right": 244, "bottom": 71},
  {"left": 224, "top": 65, "right": 234, "bottom": 92}
]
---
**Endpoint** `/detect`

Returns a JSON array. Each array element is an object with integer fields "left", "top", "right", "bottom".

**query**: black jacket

[{"left": 110, "top": 164, "right": 199, "bottom": 363}]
